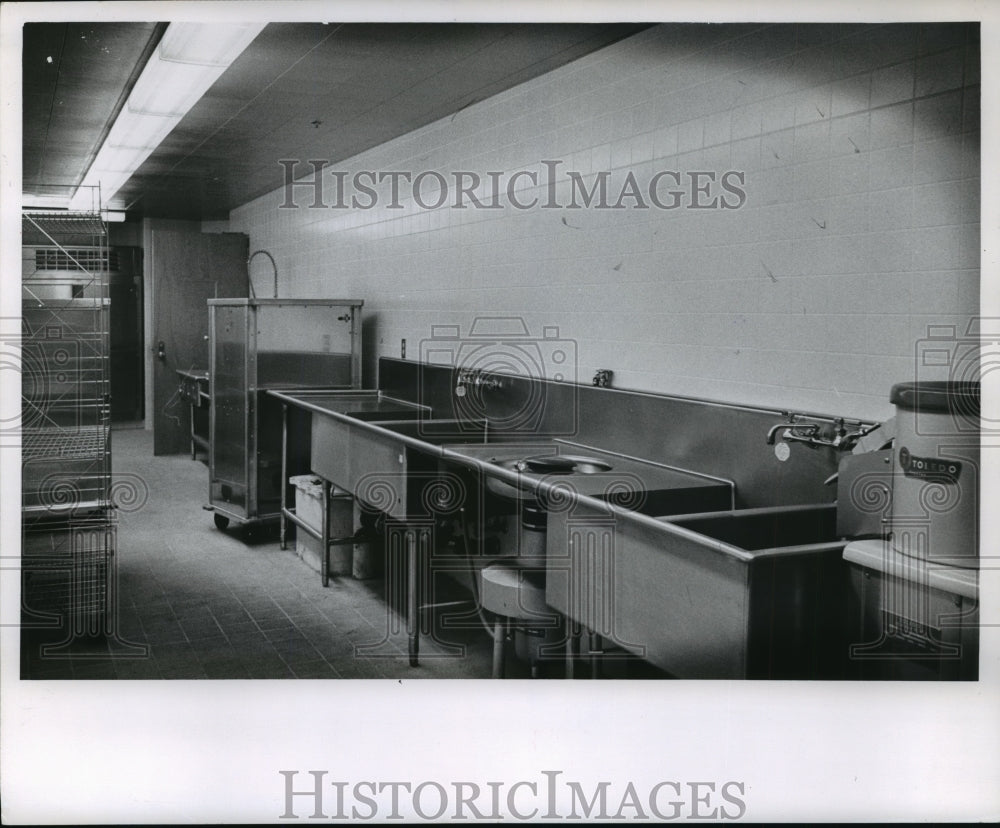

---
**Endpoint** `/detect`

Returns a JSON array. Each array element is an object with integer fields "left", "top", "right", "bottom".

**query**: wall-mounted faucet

[
  {"left": 247, "top": 249, "right": 278, "bottom": 298},
  {"left": 766, "top": 417, "right": 819, "bottom": 445},
  {"left": 766, "top": 415, "right": 877, "bottom": 451},
  {"left": 455, "top": 368, "right": 503, "bottom": 397}
]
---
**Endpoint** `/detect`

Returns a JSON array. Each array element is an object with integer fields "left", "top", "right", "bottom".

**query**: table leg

[
  {"left": 189, "top": 401, "right": 196, "bottom": 460},
  {"left": 279, "top": 402, "right": 288, "bottom": 551},
  {"left": 321, "top": 479, "right": 331, "bottom": 587}
]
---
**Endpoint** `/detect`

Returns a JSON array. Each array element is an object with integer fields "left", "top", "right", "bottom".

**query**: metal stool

[{"left": 479, "top": 564, "right": 551, "bottom": 678}]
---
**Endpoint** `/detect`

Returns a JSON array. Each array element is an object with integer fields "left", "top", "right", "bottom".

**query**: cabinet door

[
  {"left": 151, "top": 231, "right": 247, "bottom": 455},
  {"left": 109, "top": 248, "right": 143, "bottom": 422}
]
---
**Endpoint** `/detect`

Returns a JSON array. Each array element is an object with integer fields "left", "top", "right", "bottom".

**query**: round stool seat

[{"left": 479, "top": 564, "right": 548, "bottom": 619}]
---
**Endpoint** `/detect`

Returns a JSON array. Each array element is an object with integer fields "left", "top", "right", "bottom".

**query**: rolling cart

[{"left": 206, "top": 298, "right": 363, "bottom": 531}]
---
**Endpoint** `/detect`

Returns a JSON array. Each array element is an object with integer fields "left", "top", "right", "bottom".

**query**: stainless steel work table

[{"left": 176, "top": 368, "right": 210, "bottom": 461}]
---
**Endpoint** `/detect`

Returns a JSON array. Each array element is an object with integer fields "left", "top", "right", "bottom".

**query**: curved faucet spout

[
  {"left": 247, "top": 249, "right": 278, "bottom": 298},
  {"left": 766, "top": 422, "right": 789, "bottom": 445}
]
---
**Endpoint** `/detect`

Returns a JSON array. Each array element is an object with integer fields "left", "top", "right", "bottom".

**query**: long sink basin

[
  {"left": 664, "top": 503, "right": 840, "bottom": 555},
  {"left": 546, "top": 502, "right": 850, "bottom": 679},
  {"left": 270, "top": 389, "right": 431, "bottom": 421},
  {"left": 437, "top": 441, "right": 734, "bottom": 515}
]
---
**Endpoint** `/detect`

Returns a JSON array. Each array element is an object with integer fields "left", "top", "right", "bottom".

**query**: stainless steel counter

[
  {"left": 176, "top": 368, "right": 210, "bottom": 461},
  {"left": 268, "top": 378, "right": 868, "bottom": 678}
]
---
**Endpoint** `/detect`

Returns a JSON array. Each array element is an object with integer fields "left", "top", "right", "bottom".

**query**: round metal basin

[
  {"left": 514, "top": 455, "right": 613, "bottom": 475},
  {"left": 485, "top": 454, "right": 613, "bottom": 500}
]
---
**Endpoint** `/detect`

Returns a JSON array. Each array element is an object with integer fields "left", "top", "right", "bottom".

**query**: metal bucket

[{"left": 888, "top": 381, "right": 979, "bottom": 567}]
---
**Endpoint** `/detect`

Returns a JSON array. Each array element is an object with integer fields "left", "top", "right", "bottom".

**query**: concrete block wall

[{"left": 229, "top": 22, "right": 980, "bottom": 422}]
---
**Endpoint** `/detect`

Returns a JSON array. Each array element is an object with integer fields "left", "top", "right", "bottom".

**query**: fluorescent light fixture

[
  {"left": 22, "top": 194, "right": 72, "bottom": 210},
  {"left": 69, "top": 22, "right": 265, "bottom": 210}
]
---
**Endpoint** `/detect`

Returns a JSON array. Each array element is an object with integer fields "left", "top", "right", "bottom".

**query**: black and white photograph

[{"left": 1, "top": 0, "right": 997, "bottom": 822}]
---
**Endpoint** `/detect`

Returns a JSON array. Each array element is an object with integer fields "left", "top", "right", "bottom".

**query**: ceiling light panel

[
  {"left": 70, "top": 21, "right": 265, "bottom": 209},
  {"left": 158, "top": 22, "right": 265, "bottom": 65}
]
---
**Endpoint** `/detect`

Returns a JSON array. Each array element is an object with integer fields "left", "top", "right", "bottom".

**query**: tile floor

[{"left": 20, "top": 427, "right": 501, "bottom": 680}]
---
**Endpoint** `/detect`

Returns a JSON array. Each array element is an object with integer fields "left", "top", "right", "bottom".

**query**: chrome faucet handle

[
  {"left": 766, "top": 422, "right": 790, "bottom": 445},
  {"left": 768, "top": 414, "right": 875, "bottom": 450}
]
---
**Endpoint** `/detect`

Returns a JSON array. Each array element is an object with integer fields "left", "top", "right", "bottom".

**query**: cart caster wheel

[{"left": 214, "top": 514, "right": 230, "bottom": 531}]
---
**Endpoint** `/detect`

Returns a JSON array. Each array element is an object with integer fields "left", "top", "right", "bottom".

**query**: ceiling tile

[{"left": 24, "top": 21, "right": 647, "bottom": 218}]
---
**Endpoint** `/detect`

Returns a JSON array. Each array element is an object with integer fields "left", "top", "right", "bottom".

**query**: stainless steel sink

[
  {"left": 272, "top": 389, "right": 430, "bottom": 421},
  {"left": 666, "top": 504, "right": 839, "bottom": 553},
  {"left": 545, "top": 502, "right": 850, "bottom": 678}
]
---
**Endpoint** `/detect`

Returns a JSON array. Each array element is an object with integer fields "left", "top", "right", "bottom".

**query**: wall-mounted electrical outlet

[
  {"left": 401, "top": 338, "right": 407, "bottom": 358},
  {"left": 593, "top": 368, "right": 613, "bottom": 388}
]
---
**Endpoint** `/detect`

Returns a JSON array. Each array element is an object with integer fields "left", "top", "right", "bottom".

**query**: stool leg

[
  {"left": 565, "top": 622, "right": 577, "bottom": 679},
  {"left": 589, "top": 630, "right": 601, "bottom": 679},
  {"left": 492, "top": 618, "right": 505, "bottom": 679},
  {"left": 279, "top": 402, "right": 288, "bottom": 551}
]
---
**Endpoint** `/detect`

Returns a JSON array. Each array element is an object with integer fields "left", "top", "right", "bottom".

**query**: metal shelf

[
  {"left": 19, "top": 191, "right": 119, "bottom": 644},
  {"left": 22, "top": 211, "right": 107, "bottom": 243},
  {"left": 22, "top": 426, "right": 109, "bottom": 461},
  {"left": 21, "top": 197, "right": 111, "bottom": 529}
]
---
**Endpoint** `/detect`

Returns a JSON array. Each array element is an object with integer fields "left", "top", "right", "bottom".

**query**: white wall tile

[
  {"left": 830, "top": 75, "right": 872, "bottom": 118},
  {"left": 870, "top": 61, "right": 915, "bottom": 108},
  {"left": 229, "top": 23, "right": 979, "bottom": 423},
  {"left": 914, "top": 90, "right": 964, "bottom": 142},
  {"left": 913, "top": 137, "right": 966, "bottom": 184},
  {"left": 869, "top": 102, "right": 914, "bottom": 149},
  {"left": 869, "top": 144, "right": 914, "bottom": 191},
  {"left": 828, "top": 152, "right": 870, "bottom": 195},
  {"left": 915, "top": 48, "right": 966, "bottom": 96}
]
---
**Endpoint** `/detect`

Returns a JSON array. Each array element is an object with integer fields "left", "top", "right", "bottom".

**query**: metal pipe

[{"left": 247, "top": 249, "right": 278, "bottom": 298}]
